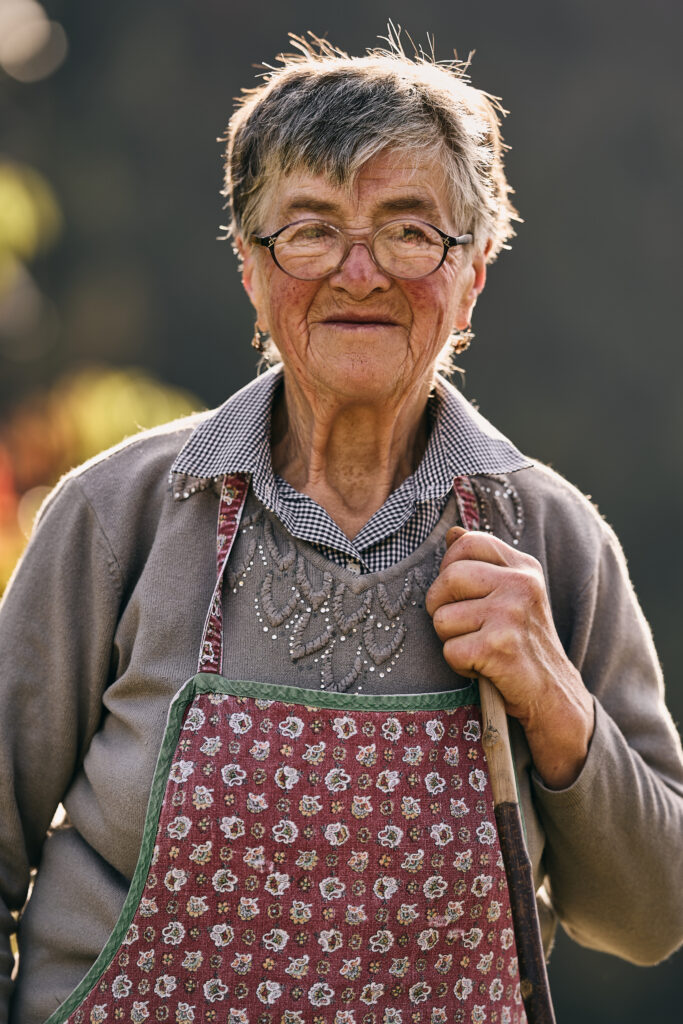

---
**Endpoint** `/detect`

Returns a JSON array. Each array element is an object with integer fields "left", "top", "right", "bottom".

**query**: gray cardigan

[{"left": 1, "top": 418, "right": 682, "bottom": 1024}]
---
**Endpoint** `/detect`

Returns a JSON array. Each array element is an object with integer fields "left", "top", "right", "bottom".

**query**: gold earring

[
  {"left": 252, "top": 325, "right": 268, "bottom": 352},
  {"left": 452, "top": 324, "right": 474, "bottom": 354}
]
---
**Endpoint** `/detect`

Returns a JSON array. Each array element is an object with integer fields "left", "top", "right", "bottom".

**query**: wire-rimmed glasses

[{"left": 250, "top": 218, "right": 473, "bottom": 281}]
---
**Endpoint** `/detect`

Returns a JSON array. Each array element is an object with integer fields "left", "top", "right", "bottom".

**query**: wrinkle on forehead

[{"left": 257, "top": 149, "right": 455, "bottom": 232}]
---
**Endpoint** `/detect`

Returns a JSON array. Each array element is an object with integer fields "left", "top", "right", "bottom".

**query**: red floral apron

[{"left": 45, "top": 475, "right": 527, "bottom": 1024}]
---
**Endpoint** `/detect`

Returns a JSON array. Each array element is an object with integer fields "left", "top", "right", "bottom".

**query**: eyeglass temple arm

[
  {"left": 251, "top": 229, "right": 286, "bottom": 248},
  {"left": 444, "top": 232, "right": 473, "bottom": 248}
]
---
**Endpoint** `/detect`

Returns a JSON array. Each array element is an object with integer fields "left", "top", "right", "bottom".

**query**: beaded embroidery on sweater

[{"left": 220, "top": 490, "right": 472, "bottom": 696}]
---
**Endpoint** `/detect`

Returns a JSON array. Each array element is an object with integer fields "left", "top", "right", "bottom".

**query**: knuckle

[
  {"left": 490, "top": 624, "right": 520, "bottom": 661},
  {"left": 439, "top": 562, "right": 463, "bottom": 598},
  {"left": 424, "top": 583, "right": 438, "bottom": 615},
  {"left": 508, "top": 567, "right": 542, "bottom": 602},
  {"left": 456, "top": 533, "right": 478, "bottom": 556},
  {"left": 442, "top": 560, "right": 462, "bottom": 583},
  {"left": 443, "top": 635, "right": 476, "bottom": 675},
  {"left": 431, "top": 605, "right": 450, "bottom": 638},
  {"left": 520, "top": 551, "right": 542, "bottom": 572},
  {"left": 512, "top": 546, "right": 539, "bottom": 569}
]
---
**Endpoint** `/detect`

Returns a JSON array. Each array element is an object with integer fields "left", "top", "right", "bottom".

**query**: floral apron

[{"left": 45, "top": 474, "right": 527, "bottom": 1024}]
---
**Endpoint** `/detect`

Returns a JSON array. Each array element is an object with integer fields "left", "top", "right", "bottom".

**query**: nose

[{"left": 328, "top": 240, "right": 392, "bottom": 297}]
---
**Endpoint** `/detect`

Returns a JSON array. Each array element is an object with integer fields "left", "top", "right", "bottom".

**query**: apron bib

[{"left": 45, "top": 474, "right": 527, "bottom": 1024}]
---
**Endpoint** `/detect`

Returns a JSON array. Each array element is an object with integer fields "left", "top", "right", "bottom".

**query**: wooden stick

[{"left": 478, "top": 675, "right": 557, "bottom": 1024}]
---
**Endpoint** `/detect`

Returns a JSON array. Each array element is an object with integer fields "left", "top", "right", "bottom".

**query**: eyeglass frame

[{"left": 249, "top": 218, "right": 474, "bottom": 281}]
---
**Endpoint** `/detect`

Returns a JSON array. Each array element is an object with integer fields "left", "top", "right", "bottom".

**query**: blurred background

[{"left": 1, "top": 0, "right": 681, "bottom": 1018}]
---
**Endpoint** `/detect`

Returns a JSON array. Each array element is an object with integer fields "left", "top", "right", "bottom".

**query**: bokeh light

[
  {"left": 0, "top": 0, "right": 67, "bottom": 82},
  {"left": 0, "top": 161, "right": 63, "bottom": 362}
]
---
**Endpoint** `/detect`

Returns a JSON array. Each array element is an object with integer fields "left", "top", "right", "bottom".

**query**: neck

[{"left": 271, "top": 375, "right": 431, "bottom": 540}]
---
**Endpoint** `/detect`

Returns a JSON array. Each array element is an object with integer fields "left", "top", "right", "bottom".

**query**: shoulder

[
  {"left": 32, "top": 413, "right": 218, "bottom": 575},
  {"left": 41, "top": 413, "right": 210, "bottom": 514},
  {"left": 478, "top": 460, "right": 611, "bottom": 539},
  {"left": 513, "top": 461, "right": 608, "bottom": 541},
  {"left": 64, "top": 412, "right": 208, "bottom": 488},
  {"left": 471, "top": 462, "right": 622, "bottom": 592}
]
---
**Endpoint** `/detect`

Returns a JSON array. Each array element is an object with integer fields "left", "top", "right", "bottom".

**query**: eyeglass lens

[{"left": 272, "top": 220, "right": 446, "bottom": 280}]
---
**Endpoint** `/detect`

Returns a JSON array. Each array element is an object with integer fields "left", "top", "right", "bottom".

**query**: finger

[
  {"left": 441, "top": 529, "right": 524, "bottom": 573},
  {"left": 445, "top": 525, "right": 468, "bottom": 547},
  {"left": 440, "top": 629, "right": 515, "bottom": 684},
  {"left": 440, "top": 633, "right": 482, "bottom": 680},
  {"left": 431, "top": 597, "right": 486, "bottom": 643},
  {"left": 425, "top": 560, "right": 510, "bottom": 616}
]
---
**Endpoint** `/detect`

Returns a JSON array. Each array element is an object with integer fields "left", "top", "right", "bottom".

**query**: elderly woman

[{"left": 1, "top": 36, "right": 682, "bottom": 1024}]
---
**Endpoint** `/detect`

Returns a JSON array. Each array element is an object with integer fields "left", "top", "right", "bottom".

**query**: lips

[{"left": 321, "top": 316, "right": 399, "bottom": 326}]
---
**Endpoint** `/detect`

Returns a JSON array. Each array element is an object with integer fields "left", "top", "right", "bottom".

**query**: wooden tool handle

[
  {"left": 478, "top": 674, "right": 518, "bottom": 806},
  {"left": 478, "top": 675, "right": 557, "bottom": 1024}
]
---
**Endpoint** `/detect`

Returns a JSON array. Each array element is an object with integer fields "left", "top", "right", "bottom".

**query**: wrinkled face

[{"left": 240, "top": 149, "right": 486, "bottom": 407}]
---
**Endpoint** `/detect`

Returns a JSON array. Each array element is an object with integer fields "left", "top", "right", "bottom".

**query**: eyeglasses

[{"left": 250, "top": 218, "right": 473, "bottom": 281}]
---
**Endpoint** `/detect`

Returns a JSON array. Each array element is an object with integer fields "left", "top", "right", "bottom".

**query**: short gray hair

[{"left": 221, "top": 31, "right": 519, "bottom": 260}]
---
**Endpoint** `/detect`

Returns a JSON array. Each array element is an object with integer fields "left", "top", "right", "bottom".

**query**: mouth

[{"left": 320, "top": 316, "right": 400, "bottom": 328}]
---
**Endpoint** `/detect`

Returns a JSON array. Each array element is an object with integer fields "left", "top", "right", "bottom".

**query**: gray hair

[
  {"left": 220, "top": 31, "right": 520, "bottom": 368},
  {"left": 222, "top": 32, "right": 518, "bottom": 252}
]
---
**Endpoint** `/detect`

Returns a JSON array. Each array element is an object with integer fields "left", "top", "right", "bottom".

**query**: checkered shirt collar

[{"left": 170, "top": 363, "right": 531, "bottom": 506}]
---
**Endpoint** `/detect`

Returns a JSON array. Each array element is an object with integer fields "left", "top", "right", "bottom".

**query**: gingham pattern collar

[
  {"left": 172, "top": 363, "right": 529, "bottom": 481},
  {"left": 170, "top": 365, "right": 531, "bottom": 566}
]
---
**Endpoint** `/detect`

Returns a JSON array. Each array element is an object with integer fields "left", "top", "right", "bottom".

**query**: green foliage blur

[{"left": 0, "top": 366, "right": 200, "bottom": 590}]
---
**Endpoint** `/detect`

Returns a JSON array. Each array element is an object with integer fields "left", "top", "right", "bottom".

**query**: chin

[
  {"left": 311, "top": 328, "right": 408, "bottom": 388},
  {"left": 321, "top": 350, "right": 406, "bottom": 400}
]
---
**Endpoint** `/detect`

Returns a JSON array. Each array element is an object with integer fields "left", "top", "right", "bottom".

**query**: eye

[
  {"left": 381, "top": 222, "right": 436, "bottom": 248},
  {"left": 284, "top": 221, "right": 337, "bottom": 245},
  {"left": 401, "top": 225, "right": 429, "bottom": 243}
]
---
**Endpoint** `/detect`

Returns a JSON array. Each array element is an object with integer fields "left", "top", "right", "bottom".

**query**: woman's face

[{"left": 240, "top": 149, "right": 487, "bottom": 409}]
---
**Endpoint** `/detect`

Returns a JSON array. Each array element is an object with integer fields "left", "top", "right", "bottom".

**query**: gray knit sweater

[{"left": 1, "top": 421, "right": 682, "bottom": 1024}]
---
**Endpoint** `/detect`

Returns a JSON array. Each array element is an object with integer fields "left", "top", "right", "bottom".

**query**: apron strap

[
  {"left": 452, "top": 474, "right": 481, "bottom": 531},
  {"left": 197, "top": 472, "right": 249, "bottom": 675}
]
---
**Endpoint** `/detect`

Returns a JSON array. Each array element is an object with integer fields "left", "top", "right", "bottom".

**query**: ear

[
  {"left": 455, "top": 238, "right": 491, "bottom": 329},
  {"left": 473, "top": 238, "right": 492, "bottom": 293},
  {"left": 235, "top": 235, "right": 258, "bottom": 309}
]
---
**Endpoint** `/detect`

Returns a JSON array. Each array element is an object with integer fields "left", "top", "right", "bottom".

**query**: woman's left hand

[{"left": 425, "top": 527, "right": 595, "bottom": 789}]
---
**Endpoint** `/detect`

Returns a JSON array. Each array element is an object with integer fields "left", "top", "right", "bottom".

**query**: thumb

[{"left": 446, "top": 525, "right": 468, "bottom": 548}]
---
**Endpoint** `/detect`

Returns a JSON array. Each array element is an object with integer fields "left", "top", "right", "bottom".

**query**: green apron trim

[
  {"left": 191, "top": 674, "right": 481, "bottom": 711},
  {"left": 43, "top": 675, "right": 482, "bottom": 1023}
]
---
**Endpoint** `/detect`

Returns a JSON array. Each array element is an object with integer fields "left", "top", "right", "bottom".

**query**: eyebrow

[{"left": 280, "top": 194, "right": 443, "bottom": 222}]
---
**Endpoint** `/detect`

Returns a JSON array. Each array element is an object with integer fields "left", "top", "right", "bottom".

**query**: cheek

[
  {"left": 263, "top": 277, "right": 317, "bottom": 334},
  {"left": 404, "top": 280, "right": 460, "bottom": 336},
  {"left": 413, "top": 260, "right": 474, "bottom": 329}
]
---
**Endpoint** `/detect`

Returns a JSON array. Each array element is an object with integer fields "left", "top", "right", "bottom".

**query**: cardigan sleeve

[
  {"left": 531, "top": 515, "right": 683, "bottom": 964},
  {"left": 0, "top": 477, "right": 123, "bottom": 1022}
]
